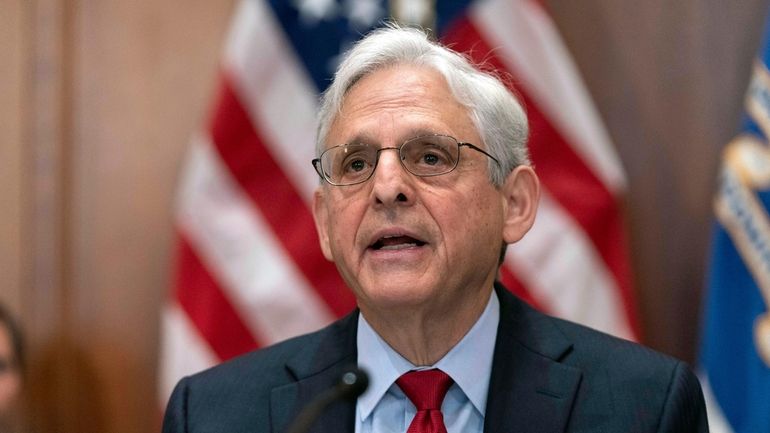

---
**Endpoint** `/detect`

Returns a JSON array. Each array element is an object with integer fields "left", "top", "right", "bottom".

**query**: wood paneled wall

[
  {"left": 0, "top": 0, "right": 767, "bottom": 431},
  {"left": 1, "top": 1, "right": 26, "bottom": 317},
  {"left": 1, "top": 1, "right": 236, "bottom": 431},
  {"left": 548, "top": 0, "right": 770, "bottom": 360}
]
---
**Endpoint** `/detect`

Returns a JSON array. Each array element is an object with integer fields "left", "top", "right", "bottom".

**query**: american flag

[{"left": 158, "top": 0, "right": 639, "bottom": 403}]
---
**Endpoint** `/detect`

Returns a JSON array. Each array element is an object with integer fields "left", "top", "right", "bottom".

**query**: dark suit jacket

[{"left": 162, "top": 283, "right": 708, "bottom": 433}]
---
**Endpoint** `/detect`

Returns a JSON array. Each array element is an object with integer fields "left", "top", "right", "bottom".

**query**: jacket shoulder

[
  {"left": 547, "top": 314, "right": 707, "bottom": 432},
  {"left": 162, "top": 312, "right": 358, "bottom": 433},
  {"left": 495, "top": 285, "right": 706, "bottom": 432},
  {"left": 551, "top": 310, "right": 708, "bottom": 433}
]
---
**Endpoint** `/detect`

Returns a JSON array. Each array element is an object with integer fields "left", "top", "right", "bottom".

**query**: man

[
  {"left": 0, "top": 304, "right": 23, "bottom": 433},
  {"left": 163, "top": 25, "right": 708, "bottom": 432}
]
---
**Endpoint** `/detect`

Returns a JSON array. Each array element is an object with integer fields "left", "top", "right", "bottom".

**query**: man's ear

[
  {"left": 312, "top": 187, "right": 334, "bottom": 261},
  {"left": 501, "top": 165, "right": 540, "bottom": 244}
]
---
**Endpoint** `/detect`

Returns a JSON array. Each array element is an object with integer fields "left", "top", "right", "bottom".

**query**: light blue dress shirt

[{"left": 355, "top": 290, "right": 500, "bottom": 433}]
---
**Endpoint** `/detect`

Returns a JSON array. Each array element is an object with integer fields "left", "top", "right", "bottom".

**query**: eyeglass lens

[{"left": 320, "top": 135, "right": 461, "bottom": 185}]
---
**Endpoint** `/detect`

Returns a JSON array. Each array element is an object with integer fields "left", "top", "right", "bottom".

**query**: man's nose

[{"left": 371, "top": 149, "right": 413, "bottom": 206}]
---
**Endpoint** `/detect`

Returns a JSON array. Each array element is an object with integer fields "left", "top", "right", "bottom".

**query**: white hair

[{"left": 316, "top": 24, "right": 530, "bottom": 186}]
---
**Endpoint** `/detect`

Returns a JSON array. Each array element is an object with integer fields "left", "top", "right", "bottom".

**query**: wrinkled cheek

[
  {"left": 328, "top": 228, "right": 359, "bottom": 271},
  {"left": 328, "top": 232, "right": 348, "bottom": 262},
  {"left": 327, "top": 204, "right": 366, "bottom": 263}
]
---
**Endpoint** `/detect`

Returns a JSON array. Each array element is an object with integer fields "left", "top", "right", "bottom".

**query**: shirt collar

[{"left": 356, "top": 290, "right": 500, "bottom": 420}]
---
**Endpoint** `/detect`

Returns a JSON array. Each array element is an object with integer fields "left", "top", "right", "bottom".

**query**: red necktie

[{"left": 396, "top": 369, "right": 454, "bottom": 433}]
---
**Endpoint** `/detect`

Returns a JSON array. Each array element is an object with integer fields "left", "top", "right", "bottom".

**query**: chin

[{"left": 358, "top": 283, "right": 436, "bottom": 311}]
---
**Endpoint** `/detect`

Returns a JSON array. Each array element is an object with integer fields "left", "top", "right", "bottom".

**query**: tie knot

[{"left": 396, "top": 369, "right": 454, "bottom": 411}]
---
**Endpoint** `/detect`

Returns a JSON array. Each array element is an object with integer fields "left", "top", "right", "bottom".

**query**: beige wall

[
  {"left": 0, "top": 0, "right": 767, "bottom": 431},
  {"left": 549, "top": 0, "right": 770, "bottom": 359},
  {"left": 0, "top": 0, "right": 26, "bottom": 316},
  {"left": 1, "top": 1, "right": 235, "bottom": 431}
]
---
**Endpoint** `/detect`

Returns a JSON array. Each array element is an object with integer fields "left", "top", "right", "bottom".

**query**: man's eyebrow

[
  {"left": 344, "top": 133, "right": 378, "bottom": 145},
  {"left": 343, "top": 128, "right": 447, "bottom": 145},
  {"left": 404, "top": 127, "right": 445, "bottom": 138}
]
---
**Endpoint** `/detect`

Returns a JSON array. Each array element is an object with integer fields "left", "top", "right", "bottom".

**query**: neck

[{"left": 360, "top": 287, "right": 493, "bottom": 366}]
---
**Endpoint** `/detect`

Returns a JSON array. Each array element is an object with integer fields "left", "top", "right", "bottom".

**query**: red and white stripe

[
  {"left": 159, "top": 0, "right": 639, "bottom": 404},
  {"left": 453, "top": 0, "right": 638, "bottom": 339}
]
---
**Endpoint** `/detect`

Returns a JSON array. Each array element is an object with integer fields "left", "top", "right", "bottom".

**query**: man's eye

[
  {"left": 422, "top": 153, "right": 440, "bottom": 165},
  {"left": 345, "top": 157, "right": 368, "bottom": 173},
  {"left": 413, "top": 146, "right": 451, "bottom": 168}
]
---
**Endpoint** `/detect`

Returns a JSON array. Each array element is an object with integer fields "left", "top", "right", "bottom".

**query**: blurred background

[{"left": 1, "top": 0, "right": 768, "bottom": 432}]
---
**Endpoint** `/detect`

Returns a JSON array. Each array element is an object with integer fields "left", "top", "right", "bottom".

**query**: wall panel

[
  {"left": 65, "top": 1, "right": 236, "bottom": 431},
  {"left": 3, "top": 1, "right": 235, "bottom": 432},
  {"left": 548, "top": 0, "right": 770, "bottom": 360},
  {"left": 0, "top": 0, "right": 27, "bottom": 315}
]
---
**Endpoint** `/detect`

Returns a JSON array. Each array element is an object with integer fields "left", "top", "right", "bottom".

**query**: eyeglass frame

[{"left": 312, "top": 134, "right": 501, "bottom": 186}]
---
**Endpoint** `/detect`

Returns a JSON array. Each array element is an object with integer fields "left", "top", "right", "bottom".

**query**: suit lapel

[
  {"left": 270, "top": 312, "right": 359, "bottom": 433},
  {"left": 484, "top": 284, "right": 582, "bottom": 433},
  {"left": 267, "top": 286, "right": 583, "bottom": 432}
]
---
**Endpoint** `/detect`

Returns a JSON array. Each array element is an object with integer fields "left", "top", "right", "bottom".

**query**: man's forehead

[
  {"left": 326, "top": 65, "right": 474, "bottom": 145},
  {"left": 341, "top": 66, "right": 443, "bottom": 109}
]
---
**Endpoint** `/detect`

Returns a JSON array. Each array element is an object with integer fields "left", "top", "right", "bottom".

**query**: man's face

[
  {"left": 0, "top": 324, "right": 20, "bottom": 418},
  {"left": 313, "top": 65, "right": 510, "bottom": 317}
]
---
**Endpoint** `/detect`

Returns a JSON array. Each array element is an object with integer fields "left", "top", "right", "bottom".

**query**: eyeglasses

[{"left": 312, "top": 134, "right": 500, "bottom": 186}]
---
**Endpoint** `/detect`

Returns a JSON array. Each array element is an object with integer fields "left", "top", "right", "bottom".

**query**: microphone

[{"left": 285, "top": 367, "right": 369, "bottom": 433}]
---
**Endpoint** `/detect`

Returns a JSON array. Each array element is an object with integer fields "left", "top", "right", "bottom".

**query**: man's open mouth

[{"left": 370, "top": 235, "right": 426, "bottom": 251}]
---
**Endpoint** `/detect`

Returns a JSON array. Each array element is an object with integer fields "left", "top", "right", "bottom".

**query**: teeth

[{"left": 380, "top": 243, "right": 417, "bottom": 250}]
